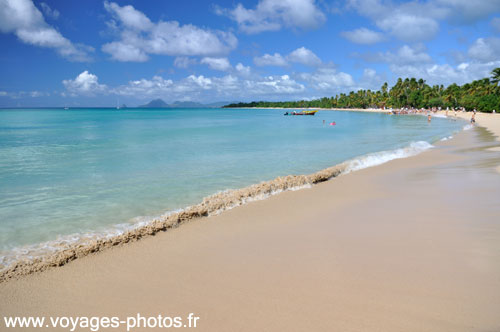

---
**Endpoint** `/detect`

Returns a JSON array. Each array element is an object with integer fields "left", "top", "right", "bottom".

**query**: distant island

[
  {"left": 224, "top": 68, "right": 500, "bottom": 113},
  {"left": 139, "top": 99, "right": 234, "bottom": 108}
]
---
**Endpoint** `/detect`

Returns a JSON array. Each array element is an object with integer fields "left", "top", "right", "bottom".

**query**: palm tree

[{"left": 491, "top": 68, "right": 500, "bottom": 85}]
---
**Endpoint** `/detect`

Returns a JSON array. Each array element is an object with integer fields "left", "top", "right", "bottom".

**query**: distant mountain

[
  {"left": 139, "top": 99, "right": 169, "bottom": 108},
  {"left": 138, "top": 99, "right": 236, "bottom": 108}
]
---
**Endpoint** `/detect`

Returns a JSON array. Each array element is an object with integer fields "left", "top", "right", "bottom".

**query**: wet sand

[{"left": 1, "top": 118, "right": 500, "bottom": 331}]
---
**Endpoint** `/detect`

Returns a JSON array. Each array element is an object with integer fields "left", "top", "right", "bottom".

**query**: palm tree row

[{"left": 225, "top": 68, "right": 500, "bottom": 112}]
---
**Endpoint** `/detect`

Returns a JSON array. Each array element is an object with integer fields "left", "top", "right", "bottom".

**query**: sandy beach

[{"left": 1, "top": 113, "right": 500, "bottom": 331}]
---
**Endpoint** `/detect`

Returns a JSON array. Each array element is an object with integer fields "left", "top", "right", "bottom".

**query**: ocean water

[{"left": 0, "top": 108, "right": 464, "bottom": 266}]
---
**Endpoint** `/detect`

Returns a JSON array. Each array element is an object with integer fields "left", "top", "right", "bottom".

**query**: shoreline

[
  {"left": 1, "top": 110, "right": 498, "bottom": 282},
  {"left": 226, "top": 106, "right": 389, "bottom": 113},
  {"left": 0, "top": 132, "right": 441, "bottom": 282},
  {"left": 1, "top": 118, "right": 499, "bottom": 331}
]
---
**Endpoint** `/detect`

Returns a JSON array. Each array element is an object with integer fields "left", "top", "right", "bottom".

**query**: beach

[{"left": 0, "top": 112, "right": 499, "bottom": 331}]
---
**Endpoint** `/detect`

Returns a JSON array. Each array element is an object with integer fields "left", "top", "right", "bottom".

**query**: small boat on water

[{"left": 284, "top": 110, "right": 317, "bottom": 116}]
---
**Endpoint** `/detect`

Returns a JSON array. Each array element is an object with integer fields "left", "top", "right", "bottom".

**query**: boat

[{"left": 284, "top": 110, "right": 317, "bottom": 116}]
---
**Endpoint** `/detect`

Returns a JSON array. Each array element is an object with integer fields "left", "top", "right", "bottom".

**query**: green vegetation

[{"left": 224, "top": 68, "right": 500, "bottom": 112}]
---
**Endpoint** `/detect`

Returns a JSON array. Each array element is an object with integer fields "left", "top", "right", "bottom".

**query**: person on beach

[{"left": 471, "top": 111, "right": 476, "bottom": 124}]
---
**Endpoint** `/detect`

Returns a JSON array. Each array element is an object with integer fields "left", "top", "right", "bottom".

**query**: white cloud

[
  {"left": 395, "top": 45, "right": 432, "bottom": 64},
  {"left": 287, "top": 47, "right": 322, "bottom": 66},
  {"left": 39, "top": 2, "right": 59, "bottom": 20},
  {"left": 0, "top": 0, "right": 92, "bottom": 61},
  {"left": 348, "top": 0, "right": 500, "bottom": 42},
  {"left": 388, "top": 62, "right": 500, "bottom": 86},
  {"left": 101, "top": 41, "right": 148, "bottom": 62},
  {"left": 254, "top": 47, "right": 322, "bottom": 67},
  {"left": 377, "top": 14, "right": 439, "bottom": 42},
  {"left": 173, "top": 57, "right": 197, "bottom": 69},
  {"left": 346, "top": 0, "right": 435, "bottom": 42},
  {"left": 114, "top": 76, "right": 174, "bottom": 96},
  {"left": 201, "top": 57, "right": 232, "bottom": 71},
  {"left": 340, "top": 27, "right": 385, "bottom": 44},
  {"left": 359, "top": 68, "right": 385, "bottom": 90},
  {"left": 254, "top": 53, "right": 288, "bottom": 66},
  {"left": 62, "top": 71, "right": 107, "bottom": 95},
  {"left": 298, "top": 67, "right": 355, "bottom": 91},
  {"left": 347, "top": 0, "right": 441, "bottom": 41},
  {"left": 103, "top": 1, "right": 152, "bottom": 31},
  {"left": 0, "top": 91, "right": 8, "bottom": 96},
  {"left": 356, "top": 45, "right": 432, "bottom": 65},
  {"left": 246, "top": 75, "right": 305, "bottom": 94},
  {"left": 217, "top": 0, "right": 326, "bottom": 34},
  {"left": 235, "top": 63, "right": 251, "bottom": 76},
  {"left": 435, "top": 0, "right": 500, "bottom": 24},
  {"left": 91, "top": 72, "right": 306, "bottom": 101},
  {"left": 468, "top": 37, "right": 500, "bottom": 63},
  {"left": 102, "top": 1, "right": 237, "bottom": 62}
]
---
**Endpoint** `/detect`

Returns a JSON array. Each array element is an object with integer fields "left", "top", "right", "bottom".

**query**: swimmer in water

[{"left": 428, "top": 114, "right": 431, "bottom": 122}]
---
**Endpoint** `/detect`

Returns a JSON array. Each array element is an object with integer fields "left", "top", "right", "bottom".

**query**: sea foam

[{"left": 345, "top": 141, "right": 433, "bottom": 172}]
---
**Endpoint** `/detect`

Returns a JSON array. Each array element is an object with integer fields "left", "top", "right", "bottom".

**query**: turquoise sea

[{"left": 0, "top": 108, "right": 465, "bottom": 267}]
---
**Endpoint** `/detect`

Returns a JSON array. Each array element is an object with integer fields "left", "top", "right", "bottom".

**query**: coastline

[
  {"left": 226, "top": 106, "right": 389, "bottom": 113},
  {"left": 0, "top": 133, "right": 438, "bottom": 282},
  {"left": 1, "top": 118, "right": 499, "bottom": 331},
  {"left": 0, "top": 110, "right": 497, "bottom": 281}
]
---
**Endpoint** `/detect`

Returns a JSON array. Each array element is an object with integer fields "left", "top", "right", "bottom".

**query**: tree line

[{"left": 224, "top": 68, "right": 500, "bottom": 112}]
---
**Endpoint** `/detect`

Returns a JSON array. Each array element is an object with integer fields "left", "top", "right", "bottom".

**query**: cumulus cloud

[
  {"left": 359, "top": 68, "right": 385, "bottom": 90},
  {"left": 245, "top": 75, "right": 305, "bottom": 94},
  {"left": 468, "top": 37, "right": 500, "bottom": 63},
  {"left": 377, "top": 14, "right": 439, "bottom": 42},
  {"left": 103, "top": 1, "right": 152, "bottom": 31},
  {"left": 356, "top": 45, "right": 432, "bottom": 65},
  {"left": 254, "top": 53, "right": 288, "bottom": 66},
  {"left": 113, "top": 75, "right": 174, "bottom": 96},
  {"left": 384, "top": 39, "right": 500, "bottom": 86},
  {"left": 435, "top": 0, "right": 500, "bottom": 24},
  {"left": 101, "top": 41, "right": 149, "bottom": 62},
  {"left": 254, "top": 47, "right": 322, "bottom": 67},
  {"left": 216, "top": 0, "right": 326, "bottom": 34},
  {"left": 288, "top": 47, "right": 322, "bottom": 66},
  {"left": 201, "top": 57, "right": 232, "bottom": 71},
  {"left": 0, "top": 0, "right": 92, "bottom": 61},
  {"left": 298, "top": 67, "right": 355, "bottom": 91},
  {"left": 346, "top": 0, "right": 500, "bottom": 42},
  {"left": 389, "top": 61, "right": 500, "bottom": 86},
  {"left": 235, "top": 63, "right": 251, "bottom": 76},
  {"left": 61, "top": 70, "right": 307, "bottom": 101},
  {"left": 62, "top": 71, "right": 107, "bottom": 95},
  {"left": 353, "top": 38, "right": 500, "bottom": 86},
  {"left": 102, "top": 1, "right": 237, "bottom": 62},
  {"left": 340, "top": 27, "right": 385, "bottom": 44},
  {"left": 39, "top": 2, "right": 59, "bottom": 19}
]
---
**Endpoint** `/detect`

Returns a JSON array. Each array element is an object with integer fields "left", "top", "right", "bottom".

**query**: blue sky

[{"left": 0, "top": 0, "right": 499, "bottom": 107}]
